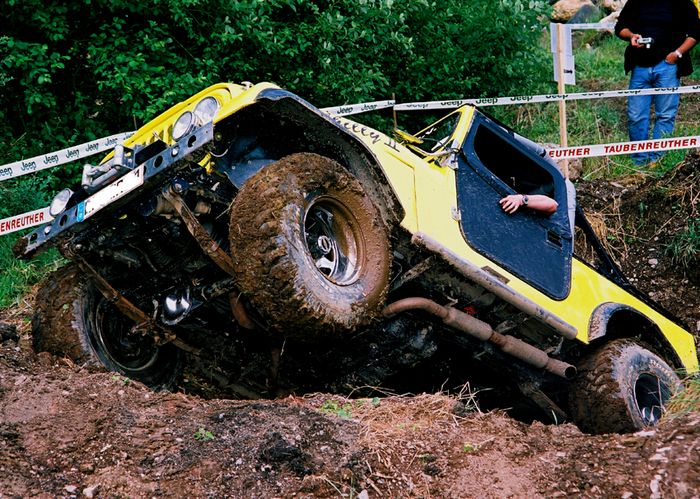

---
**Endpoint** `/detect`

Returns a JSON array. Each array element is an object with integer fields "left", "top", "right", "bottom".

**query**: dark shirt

[{"left": 615, "top": 0, "right": 700, "bottom": 77}]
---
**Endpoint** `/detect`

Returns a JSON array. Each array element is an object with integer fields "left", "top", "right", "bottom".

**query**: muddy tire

[
  {"left": 32, "top": 264, "right": 182, "bottom": 389},
  {"left": 229, "top": 153, "right": 391, "bottom": 337},
  {"left": 569, "top": 339, "right": 681, "bottom": 434}
]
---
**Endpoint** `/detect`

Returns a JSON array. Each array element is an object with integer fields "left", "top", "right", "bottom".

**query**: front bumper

[{"left": 15, "top": 122, "right": 214, "bottom": 258}]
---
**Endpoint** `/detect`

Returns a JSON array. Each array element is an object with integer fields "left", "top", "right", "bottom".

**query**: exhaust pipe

[{"left": 382, "top": 297, "right": 576, "bottom": 380}]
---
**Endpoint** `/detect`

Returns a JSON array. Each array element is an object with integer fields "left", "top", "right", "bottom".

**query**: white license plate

[{"left": 77, "top": 165, "right": 145, "bottom": 222}]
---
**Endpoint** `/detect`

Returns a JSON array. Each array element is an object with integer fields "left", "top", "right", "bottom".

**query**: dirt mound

[
  {"left": 1, "top": 323, "right": 699, "bottom": 497},
  {"left": 576, "top": 154, "right": 700, "bottom": 336}
]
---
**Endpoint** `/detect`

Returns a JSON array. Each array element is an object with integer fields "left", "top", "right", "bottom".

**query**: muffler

[{"left": 382, "top": 297, "right": 576, "bottom": 379}]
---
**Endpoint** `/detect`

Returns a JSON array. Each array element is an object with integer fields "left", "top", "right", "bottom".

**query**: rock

[
  {"left": 649, "top": 258, "right": 658, "bottom": 267},
  {"left": 600, "top": 0, "right": 626, "bottom": 12},
  {"left": 64, "top": 485, "right": 78, "bottom": 494},
  {"left": 567, "top": 3, "right": 602, "bottom": 23},
  {"left": 83, "top": 484, "right": 99, "bottom": 498},
  {"left": 650, "top": 474, "right": 662, "bottom": 499},
  {"left": 0, "top": 322, "right": 19, "bottom": 342},
  {"left": 552, "top": 0, "right": 596, "bottom": 22}
]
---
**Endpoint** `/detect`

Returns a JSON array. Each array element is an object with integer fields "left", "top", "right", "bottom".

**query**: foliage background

[{"left": 0, "top": 0, "right": 551, "bottom": 304}]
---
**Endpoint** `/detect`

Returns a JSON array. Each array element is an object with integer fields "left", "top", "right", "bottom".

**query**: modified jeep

[{"left": 16, "top": 82, "right": 698, "bottom": 434}]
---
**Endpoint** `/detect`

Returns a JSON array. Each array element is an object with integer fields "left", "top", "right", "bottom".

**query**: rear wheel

[
  {"left": 229, "top": 153, "right": 391, "bottom": 337},
  {"left": 33, "top": 264, "right": 182, "bottom": 389},
  {"left": 569, "top": 339, "right": 681, "bottom": 434}
]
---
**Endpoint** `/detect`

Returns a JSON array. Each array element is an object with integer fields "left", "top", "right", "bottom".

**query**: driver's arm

[{"left": 500, "top": 194, "right": 558, "bottom": 215}]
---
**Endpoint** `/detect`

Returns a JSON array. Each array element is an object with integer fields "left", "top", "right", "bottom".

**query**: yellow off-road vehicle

[{"left": 17, "top": 82, "right": 698, "bottom": 434}]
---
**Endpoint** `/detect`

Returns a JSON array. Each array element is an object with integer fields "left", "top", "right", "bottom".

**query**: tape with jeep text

[
  {"left": 394, "top": 84, "right": 700, "bottom": 111},
  {"left": 321, "top": 99, "right": 395, "bottom": 116},
  {"left": 0, "top": 132, "right": 134, "bottom": 182},
  {"left": 3, "top": 134, "right": 700, "bottom": 237},
  {"left": 0, "top": 99, "right": 399, "bottom": 180}
]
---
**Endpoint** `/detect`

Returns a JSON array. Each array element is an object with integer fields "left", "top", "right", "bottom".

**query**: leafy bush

[{"left": 1, "top": 0, "right": 552, "bottom": 162}]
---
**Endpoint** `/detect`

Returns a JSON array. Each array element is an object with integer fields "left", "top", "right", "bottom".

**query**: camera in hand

[{"left": 638, "top": 36, "right": 654, "bottom": 48}]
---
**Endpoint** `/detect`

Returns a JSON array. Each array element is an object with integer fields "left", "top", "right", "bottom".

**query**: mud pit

[{"left": 1, "top": 155, "right": 699, "bottom": 497}]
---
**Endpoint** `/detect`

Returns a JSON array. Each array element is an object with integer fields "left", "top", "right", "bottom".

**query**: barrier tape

[
  {"left": 394, "top": 84, "right": 700, "bottom": 111},
  {"left": 567, "top": 22, "right": 615, "bottom": 30},
  {"left": 3, "top": 86, "right": 700, "bottom": 237},
  {"left": 3, "top": 134, "right": 700, "bottom": 237},
  {"left": 4, "top": 84, "right": 699, "bottom": 177},
  {"left": 321, "top": 99, "right": 395, "bottom": 116},
  {"left": 0, "top": 207, "right": 53, "bottom": 237},
  {"left": 0, "top": 132, "right": 134, "bottom": 182},
  {"left": 546, "top": 135, "right": 700, "bottom": 159},
  {"left": 0, "top": 98, "right": 396, "bottom": 178}
]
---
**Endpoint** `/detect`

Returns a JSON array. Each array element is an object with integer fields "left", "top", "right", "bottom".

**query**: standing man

[{"left": 615, "top": 0, "right": 700, "bottom": 166}]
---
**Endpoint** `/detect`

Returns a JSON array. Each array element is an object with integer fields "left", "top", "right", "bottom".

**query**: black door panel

[{"left": 456, "top": 115, "right": 572, "bottom": 300}]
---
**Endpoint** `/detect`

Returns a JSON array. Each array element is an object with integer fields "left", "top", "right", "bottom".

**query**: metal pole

[{"left": 556, "top": 23, "right": 570, "bottom": 179}]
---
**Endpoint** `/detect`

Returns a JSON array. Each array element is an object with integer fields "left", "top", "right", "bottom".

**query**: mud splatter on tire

[{"left": 229, "top": 153, "right": 391, "bottom": 338}]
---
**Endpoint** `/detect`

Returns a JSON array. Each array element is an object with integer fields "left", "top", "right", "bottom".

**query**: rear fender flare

[{"left": 588, "top": 302, "right": 682, "bottom": 369}]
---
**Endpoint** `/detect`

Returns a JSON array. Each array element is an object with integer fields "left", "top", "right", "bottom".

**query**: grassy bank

[
  {"left": 490, "top": 33, "right": 700, "bottom": 179},
  {"left": 669, "top": 375, "right": 700, "bottom": 415}
]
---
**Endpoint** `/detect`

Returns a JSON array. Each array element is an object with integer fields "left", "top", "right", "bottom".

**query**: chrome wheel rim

[{"left": 304, "top": 198, "right": 362, "bottom": 285}]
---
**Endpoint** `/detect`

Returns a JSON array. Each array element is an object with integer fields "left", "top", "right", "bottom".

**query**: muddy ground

[{"left": 1, "top": 155, "right": 699, "bottom": 498}]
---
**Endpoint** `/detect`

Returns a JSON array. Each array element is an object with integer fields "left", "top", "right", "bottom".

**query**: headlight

[
  {"left": 172, "top": 111, "right": 194, "bottom": 141},
  {"left": 49, "top": 188, "right": 74, "bottom": 217},
  {"left": 193, "top": 96, "right": 220, "bottom": 124}
]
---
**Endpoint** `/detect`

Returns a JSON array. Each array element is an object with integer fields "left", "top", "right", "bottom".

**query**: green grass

[
  {"left": 665, "top": 218, "right": 700, "bottom": 270},
  {"left": 0, "top": 175, "right": 64, "bottom": 308},
  {"left": 0, "top": 237, "right": 62, "bottom": 308},
  {"left": 667, "top": 375, "right": 700, "bottom": 416},
  {"left": 490, "top": 33, "right": 700, "bottom": 180}
]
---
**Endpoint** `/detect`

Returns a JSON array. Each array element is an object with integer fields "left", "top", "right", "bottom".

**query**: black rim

[
  {"left": 303, "top": 198, "right": 363, "bottom": 285},
  {"left": 634, "top": 372, "right": 670, "bottom": 426},
  {"left": 93, "top": 300, "right": 160, "bottom": 373}
]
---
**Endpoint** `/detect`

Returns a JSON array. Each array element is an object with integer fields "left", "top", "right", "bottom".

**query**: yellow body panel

[
  {"left": 342, "top": 106, "right": 698, "bottom": 373},
  {"left": 103, "top": 82, "right": 280, "bottom": 162}
]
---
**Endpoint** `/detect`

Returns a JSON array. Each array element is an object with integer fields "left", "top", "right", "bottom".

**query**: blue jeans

[{"left": 627, "top": 60, "right": 680, "bottom": 165}]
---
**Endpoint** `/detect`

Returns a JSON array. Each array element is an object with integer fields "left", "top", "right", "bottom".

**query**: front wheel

[
  {"left": 568, "top": 339, "right": 681, "bottom": 434},
  {"left": 229, "top": 153, "right": 392, "bottom": 338},
  {"left": 32, "top": 264, "right": 182, "bottom": 390}
]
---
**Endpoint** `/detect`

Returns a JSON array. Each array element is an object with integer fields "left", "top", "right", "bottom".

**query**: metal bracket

[
  {"left": 161, "top": 187, "right": 235, "bottom": 275},
  {"left": 73, "top": 255, "right": 200, "bottom": 354},
  {"left": 518, "top": 380, "right": 568, "bottom": 424}
]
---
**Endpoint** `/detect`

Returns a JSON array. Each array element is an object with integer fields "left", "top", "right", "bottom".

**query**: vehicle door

[{"left": 455, "top": 112, "right": 572, "bottom": 300}]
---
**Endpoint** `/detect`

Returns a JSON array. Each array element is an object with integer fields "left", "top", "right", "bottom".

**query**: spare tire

[
  {"left": 229, "top": 153, "right": 391, "bottom": 338},
  {"left": 569, "top": 339, "right": 681, "bottom": 434},
  {"left": 32, "top": 264, "right": 182, "bottom": 390}
]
